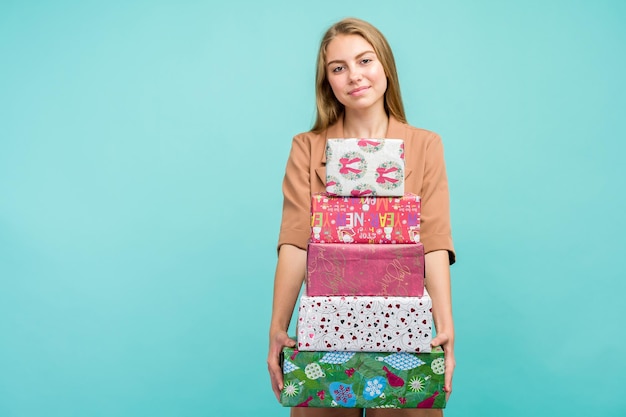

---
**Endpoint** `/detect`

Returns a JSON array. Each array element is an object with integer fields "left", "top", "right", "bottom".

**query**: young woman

[{"left": 267, "top": 17, "right": 456, "bottom": 417}]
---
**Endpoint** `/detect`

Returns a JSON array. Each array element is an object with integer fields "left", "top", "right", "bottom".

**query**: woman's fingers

[
  {"left": 268, "top": 332, "right": 296, "bottom": 401},
  {"left": 431, "top": 332, "right": 455, "bottom": 400},
  {"left": 430, "top": 332, "right": 448, "bottom": 348},
  {"left": 443, "top": 351, "right": 455, "bottom": 400},
  {"left": 267, "top": 350, "right": 283, "bottom": 401}
]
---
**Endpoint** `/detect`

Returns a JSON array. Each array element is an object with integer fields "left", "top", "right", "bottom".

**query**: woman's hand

[
  {"left": 267, "top": 245, "right": 306, "bottom": 401},
  {"left": 267, "top": 330, "right": 296, "bottom": 401},
  {"left": 424, "top": 249, "right": 455, "bottom": 402},
  {"left": 431, "top": 331, "right": 455, "bottom": 401}
]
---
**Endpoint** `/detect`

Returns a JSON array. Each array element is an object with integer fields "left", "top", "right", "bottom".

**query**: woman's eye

[
  {"left": 361, "top": 58, "right": 372, "bottom": 64},
  {"left": 332, "top": 66, "right": 344, "bottom": 73}
]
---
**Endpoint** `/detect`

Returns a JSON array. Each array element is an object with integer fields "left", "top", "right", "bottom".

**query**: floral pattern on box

[
  {"left": 280, "top": 347, "right": 446, "bottom": 408},
  {"left": 326, "top": 139, "right": 405, "bottom": 197},
  {"left": 311, "top": 193, "right": 420, "bottom": 244},
  {"left": 306, "top": 243, "right": 424, "bottom": 297},
  {"left": 297, "top": 293, "right": 432, "bottom": 353}
]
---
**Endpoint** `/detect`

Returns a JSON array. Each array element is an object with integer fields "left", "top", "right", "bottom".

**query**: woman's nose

[{"left": 349, "top": 68, "right": 362, "bottom": 82}]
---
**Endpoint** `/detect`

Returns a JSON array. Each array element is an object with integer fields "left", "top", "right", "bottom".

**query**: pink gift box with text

[
  {"left": 306, "top": 243, "right": 424, "bottom": 297},
  {"left": 310, "top": 193, "right": 421, "bottom": 244}
]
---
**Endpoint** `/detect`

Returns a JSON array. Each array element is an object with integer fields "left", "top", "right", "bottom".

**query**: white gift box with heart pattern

[{"left": 297, "top": 291, "right": 432, "bottom": 353}]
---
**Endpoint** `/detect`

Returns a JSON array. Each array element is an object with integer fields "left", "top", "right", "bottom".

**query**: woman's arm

[
  {"left": 425, "top": 249, "right": 455, "bottom": 400},
  {"left": 268, "top": 132, "right": 313, "bottom": 401},
  {"left": 267, "top": 244, "right": 307, "bottom": 401}
]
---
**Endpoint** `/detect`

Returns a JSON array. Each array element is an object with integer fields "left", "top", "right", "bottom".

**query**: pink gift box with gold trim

[{"left": 306, "top": 243, "right": 424, "bottom": 297}]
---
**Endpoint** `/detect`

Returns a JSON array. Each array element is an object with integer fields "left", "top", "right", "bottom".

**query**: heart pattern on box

[{"left": 297, "top": 294, "right": 432, "bottom": 353}]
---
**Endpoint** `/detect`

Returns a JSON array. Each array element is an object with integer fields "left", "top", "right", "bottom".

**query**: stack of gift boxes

[{"left": 280, "top": 139, "right": 447, "bottom": 409}]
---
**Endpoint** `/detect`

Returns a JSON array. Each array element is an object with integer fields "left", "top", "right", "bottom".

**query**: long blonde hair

[{"left": 312, "top": 18, "right": 406, "bottom": 133}]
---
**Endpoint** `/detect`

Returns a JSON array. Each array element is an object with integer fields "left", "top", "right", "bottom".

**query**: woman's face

[{"left": 325, "top": 34, "right": 387, "bottom": 113}]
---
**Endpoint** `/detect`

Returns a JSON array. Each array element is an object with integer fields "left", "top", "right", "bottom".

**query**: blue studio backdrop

[{"left": 1, "top": 1, "right": 625, "bottom": 416}]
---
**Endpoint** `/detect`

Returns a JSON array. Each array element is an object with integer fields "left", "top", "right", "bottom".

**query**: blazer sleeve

[
  {"left": 420, "top": 132, "right": 456, "bottom": 265},
  {"left": 277, "top": 134, "right": 311, "bottom": 252}
]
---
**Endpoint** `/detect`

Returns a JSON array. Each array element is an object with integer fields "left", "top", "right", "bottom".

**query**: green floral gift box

[{"left": 280, "top": 347, "right": 446, "bottom": 409}]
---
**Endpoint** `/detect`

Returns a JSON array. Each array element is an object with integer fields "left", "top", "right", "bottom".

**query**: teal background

[{"left": 1, "top": 1, "right": 624, "bottom": 416}]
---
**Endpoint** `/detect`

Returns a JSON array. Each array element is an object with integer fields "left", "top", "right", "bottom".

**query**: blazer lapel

[
  {"left": 315, "top": 166, "right": 326, "bottom": 185},
  {"left": 386, "top": 116, "right": 412, "bottom": 180},
  {"left": 317, "top": 116, "right": 344, "bottom": 184}
]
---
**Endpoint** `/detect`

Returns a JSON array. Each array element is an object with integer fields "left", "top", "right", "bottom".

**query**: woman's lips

[{"left": 348, "top": 86, "right": 370, "bottom": 96}]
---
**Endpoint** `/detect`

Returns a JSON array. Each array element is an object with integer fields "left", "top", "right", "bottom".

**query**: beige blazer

[{"left": 278, "top": 115, "right": 455, "bottom": 264}]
